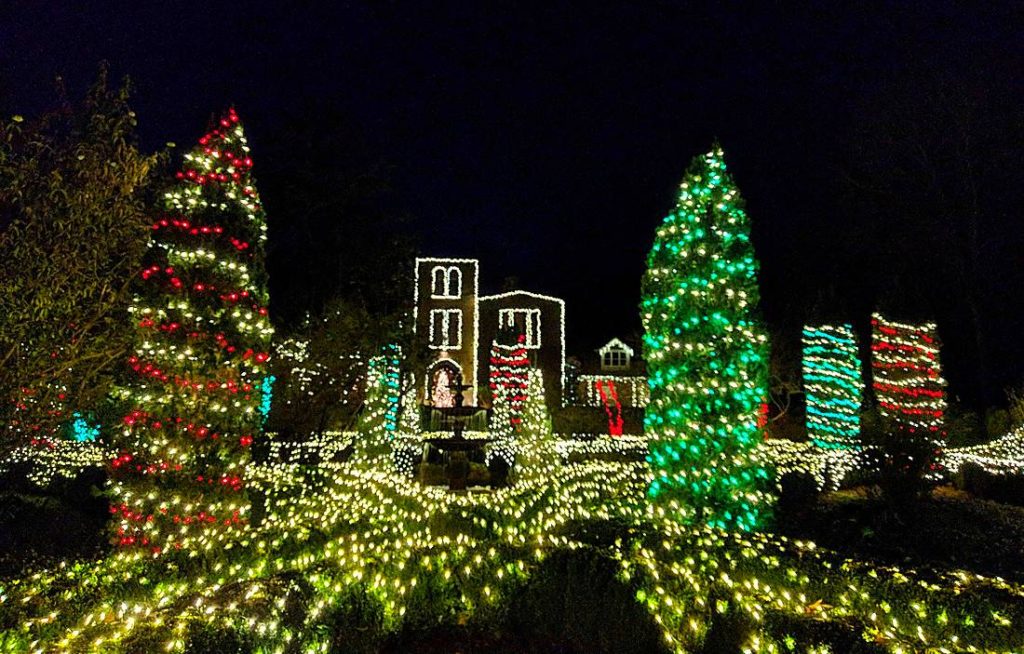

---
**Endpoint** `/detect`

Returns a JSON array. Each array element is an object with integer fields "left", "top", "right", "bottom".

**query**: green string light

[{"left": 641, "top": 145, "right": 772, "bottom": 532}]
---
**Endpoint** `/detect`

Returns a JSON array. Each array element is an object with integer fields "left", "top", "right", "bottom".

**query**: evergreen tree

[
  {"left": 520, "top": 368, "right": 552, "bottom": 441},
  {"left": 353, "top": 345, "right": 401, "bottom": 466},
  {"left": 109, "top": 109, "right": 273, "bottom": 552},
  {"left": 488, "top": 331, "right": 530, "bottom": 433},
  {"left": 640, "top": 145, "right": 771, "bottom": 531},
  {"left": 398, "top": 374, "right": 420, "bottom": 437},
  {"left": 514, "top": 368, "right": 556, "bottom": 483}
]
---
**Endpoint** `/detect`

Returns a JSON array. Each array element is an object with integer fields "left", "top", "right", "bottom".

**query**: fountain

[{"left": 425, "top": 373, "right": 491, "bottom": 490}]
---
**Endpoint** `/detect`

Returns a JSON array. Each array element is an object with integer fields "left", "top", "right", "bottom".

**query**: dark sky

[{"left": 3, "top": 2, "right": 1023, "bottom": 406}]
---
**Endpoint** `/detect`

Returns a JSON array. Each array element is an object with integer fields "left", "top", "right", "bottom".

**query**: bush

[
  {"left": 763, "top": 610, "right": 887, "bottom": 654},
  {"left": 326, "top": 586, "right": 389, "bottom": 653},
  {"left": 507, "top": 548, "right": 667, "bottom": 654},
  {"left": 986, "top": 408, "right": 1011, "bottom": 438},
  {"left": 552, "top": 406, "right": 644, "bottom": 435},
  {"left": 467, "top": 462, "right": 489, "bottom": 485},
  {"left": 955, "top": 462, "right": 1024, "bottom": 507},
  {"left": 185, "top": 621, "right": 253, "bottom": 654},
  {"left": 776, "top": 472, "right": 819, "bottom": 523},
  {"left": 417, "top": 463, "right": 446, "bottom": 486},
  {"left": 945, "top": 407, "right": 985, "bottom": 448},
  {"left": 859, "top": 425, "right": 938, "bottom": 509},
  {"left": 488, "top": 458, "right": 510, "bottom": 487},
  {"left": 1008, "top": 385, "right": 1024, "bottom": 426}
]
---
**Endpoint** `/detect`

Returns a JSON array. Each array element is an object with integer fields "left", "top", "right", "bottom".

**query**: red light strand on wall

[{"left": 595, "top": 379, "right": 624, "bottom": 436}]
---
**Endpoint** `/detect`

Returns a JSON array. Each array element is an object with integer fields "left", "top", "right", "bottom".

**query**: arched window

[
  {"left": 430, "top": 266, "right": 462, "bottom": 298},
  {"left": 446, "top": 267, "right": 461, "bottom": 297},
  {"left": 431, "top": 266, "right": 446, "bottom": 297},
  {"left": 428, "top": 360, "right": 462, "bottom": 407}
]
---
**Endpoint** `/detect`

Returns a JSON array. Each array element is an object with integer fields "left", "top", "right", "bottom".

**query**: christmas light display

[
  {"left": 267, "top": 431, "right": 355, "bottom": 463},
  {"left": 429, "top": 366, "right": 455, "bottom": 408},
  {"left": 554, "top": 434, "right": 649, "bottom": 462},
  {"left": 945, "top": 425, "right": 1024, "bottom": 475},
  {"left": 381, "top": 345, "right": 402, "bottom": 436},
  {"left": 480, "top": 290, "right": 567, "bottom": 401},
  {"left": 640, "top": 145, "right": 772, "bottom": 531},
  {"left": 69, "top": 412, "right": 100, "bottom": 443},
  {"left": 759, "top": 438, "right": 865, "bottom": 491},
  {"left": 577, "top": 374, "right": 649, "bottom": 407},
  {"left": 489, "top": 383, "right": 515, "bottom": 441},
  {"left": 488, "top": 334, "right": 530, "bottom": 432},
  {"left": 512, "top": 368, "right": 557, "bottom": 482},
  {"left": 429, "top": 265, "right": 462, "bottom": 298},
  {"left": 802, "top": 324, "right": 862, "bottom": 449},
  {"left": 598, "top": 337, "right": 634, "bottom": 369},
  {"left": 595, "top": 378, "right": 625, "bottom": 436},
  {"left": 258, "top": 375, "right": 275, "bottom": 424},
  {"left": 108, "top": 108, "right": 273, "bottom": 553},
  {"left": 4, "top": 436, "right": 1024, "bottom": 653},
  {"left": 498, "top": 308, "right": 542, "bottom": 348},
  {"left": 274, "top": 329, "right": 364, "bottom": 407},
  {"left": 398, "top": 375, "right": 421, "bottom": 437},
  {"left": 359, "top": 354, "right": 389, "bottom": 434},
  {"left": 0, "top": 439, "right": 111, "bottom": 486},
  {"left": 9, "top": 380, "right": 70, "bottom": 447},
  {"left": 8, "top": 426, "right": 1021, "bottom": 496},
  {"left": 871, "top": 313, "right": 947, "bottom": 436},
  {"left": 5, "top": 142, "right": 1024, "bottom": 654},
  {"left": 414, "top": 257, "right": 480, "bottom": 399},
  {"left": 353, "top": 347, "right": 402, "bottom": 466},
  {"left": 427, "top": 308, "right": 462, "bottom": 349}
]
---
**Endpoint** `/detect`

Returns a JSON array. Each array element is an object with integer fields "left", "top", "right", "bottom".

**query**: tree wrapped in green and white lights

[
  {"left": 353, "top": 344, "right": 402, "bottom": 466},
  {"left": 641, "top": 145, "right": 772, "bottom": 531},
  {"left": 110, "top": 109, "right": 273, "bottom": 552}
]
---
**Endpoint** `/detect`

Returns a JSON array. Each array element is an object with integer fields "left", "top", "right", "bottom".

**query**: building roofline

[
  {"left": 415, "top": 256, "right": 480, "bottom": 265},
  {"left": 597, "top": 337, "right": 635, "bottom": 356},
  {"left": 478, "top": 289, "right": 566, "bottom": 306}
]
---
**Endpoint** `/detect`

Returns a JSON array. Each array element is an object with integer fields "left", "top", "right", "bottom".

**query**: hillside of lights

[
  {"left": 3, "top": 128, "right": 1024, "bottom": 654},
  {"left": 4, "top": 433, "right": 1024, "bottom": 654}
]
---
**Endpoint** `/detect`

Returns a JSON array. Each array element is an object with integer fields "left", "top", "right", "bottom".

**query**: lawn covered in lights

[{"left": 4, "top": 452, "right": 1024, "bottom": 654}]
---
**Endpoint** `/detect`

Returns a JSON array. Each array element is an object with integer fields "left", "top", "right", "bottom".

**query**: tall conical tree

[
  {"left": 110, "top": 109, "right": 273, "bottom": 553},
  {"left": 640, "top": 145, "right": 772, "bottom": 531},
  {"left": 488, "top": 329, "right": 530, "bottom": 433}
]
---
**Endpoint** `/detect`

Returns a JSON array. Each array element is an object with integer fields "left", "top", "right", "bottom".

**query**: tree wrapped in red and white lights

[
  {"left": 871, "top": 313, "right": 946, "bottom": 437},
  {"left": 109, "top": 109, "right": 273, "bottom": 553},
  {"left": 488, "top": 332, "right": 530, "bottom": 434}
]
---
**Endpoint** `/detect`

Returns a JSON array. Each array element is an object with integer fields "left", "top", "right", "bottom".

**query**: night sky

[{"left": 3, "top": 2, "right": 1023, "bottom": 407}]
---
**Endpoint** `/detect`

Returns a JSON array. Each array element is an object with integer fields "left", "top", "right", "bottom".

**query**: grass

[
  {"left": 775, "top": 484, "right": 1024, "bottom": 583},
  {"left": 2, "top": 452, "right": 1024, "bottom": 653}
]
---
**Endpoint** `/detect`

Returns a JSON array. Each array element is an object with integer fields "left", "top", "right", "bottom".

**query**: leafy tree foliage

[
  {"left": 268, "top": 297, "right": 427, "bottom": 437},
  {"left": 0, "top": 66, "right": 161, "bottom": 452}
]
